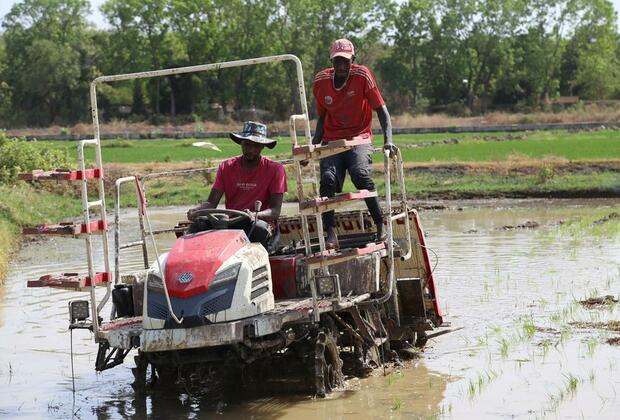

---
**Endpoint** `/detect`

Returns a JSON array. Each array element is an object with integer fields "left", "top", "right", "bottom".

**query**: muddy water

[{"left": 1, "top": 199, "right": 619, "bottom": 419}]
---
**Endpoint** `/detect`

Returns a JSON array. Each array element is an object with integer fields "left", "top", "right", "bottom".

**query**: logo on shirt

[
  {"left": 347, "top": 90, "right": 355, "bottom": 97},
  {"left": 237, "top": 182, "right": 257, "bottom": 191},
  {"left": 324, "top": 95, "right": 333, "bottom": 105}
]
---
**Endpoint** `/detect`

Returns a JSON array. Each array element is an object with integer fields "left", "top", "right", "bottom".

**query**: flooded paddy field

[{"left": 1, "top": 198, "right": 619, "bottom": 419}]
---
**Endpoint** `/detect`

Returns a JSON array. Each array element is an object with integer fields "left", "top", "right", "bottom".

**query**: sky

[
  {"left": 0, "top": 0, "right": 619, "bottom": 29},
  {"left": 0, "top": 0, "right": 107, "bottom": 27}
]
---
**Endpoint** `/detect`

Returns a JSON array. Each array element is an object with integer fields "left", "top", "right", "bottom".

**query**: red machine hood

[{"left": 164, "top": 230, "right": 248, "bottom": 298}]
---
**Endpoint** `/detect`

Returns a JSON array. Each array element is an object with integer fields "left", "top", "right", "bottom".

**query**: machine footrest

[
  {"left": 28, "top": 272, "right": 111, "bottom": 291},
  {"left": 305, "top": 242, "right": 385, "bottom": 269},
  {"left": 23, "top": 220, "right": 107, "bottom": 236},
  {"left": 18, "top": 168, "right": 103, "bottom": 181},
  {"left": 100, "top": 316, "right": 143, "bottom": 331},
  {"left": 299, "top": 190, "right": 377, "bottom": 214},
  {"left": 292, "top": 137, "right": 371, "bottom": 161}
]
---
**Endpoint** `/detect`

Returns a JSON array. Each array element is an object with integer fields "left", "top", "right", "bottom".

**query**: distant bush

[
  {"left": 0, "top": 132, "right": 70, "bottom": 183},
  {"left": 536, "top": 165, "right": 556, "bottom": 184},
  {"left": 445, "top": 102, "right": 470, "bottom": 117},
  {"left": 101, "top": 140, "right": 134, "bottom": 148},
  {"left": 412, "top": 98, "right": 430, "bottom": 115}
]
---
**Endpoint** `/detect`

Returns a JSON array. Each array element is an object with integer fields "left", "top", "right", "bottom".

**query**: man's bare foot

[{"left": 326, "top": 227, "right": 339, "bottom": 249}]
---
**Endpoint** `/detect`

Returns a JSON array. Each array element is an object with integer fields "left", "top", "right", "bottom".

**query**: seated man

[{"left": 187, "top": 121, "right": 287, "bottom": 251}]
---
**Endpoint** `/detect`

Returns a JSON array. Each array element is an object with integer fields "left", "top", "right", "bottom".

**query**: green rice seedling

[
  {"left": 515, "top": 358, "right": 530, "bottom": 368},
  {"left": 523, "top": 318, "right": 536, "bottom": 340},
  {"left": 588, "top": 310, "right": 602, "bottom": 322},
  {"left": 564, "top": 373, "right": 579, "bottom": 395},
  {"left": 540, "top": 374, "right": 582, "bottom": 417},
  {"left": 588, "top": 369, "right": 596, "bottom": 383},
  {"left": 494, "top": 267, "right": 501, "bottom": 285},
  {"left": 468, "top": 380, "right": 476, "bottom": 399},
  {"left": 499, "top": 337, "right": 510, "bottom": 358},
  {"left": 391, "top": 398, "right": 402, "bottom": 411},
  {"left": 570, "top": 246, "right": 579, "bottom": 259},
  {"left": 589, "top": 288, "right": 600, "bottom": 300},
  {"left": 607, "top": 299, "right": 616, "bottom": 313},
  {"left": 539, "top": 339, "right": 552, "bottom": 358},
  {"left": 538, "top": 297, "right": 549, "bottom": 310},
  {"left": 386, "top": 371, "right": 404, "bottom": 386},
  {"left": 478, "top": 369, "right": 497, "bottom": 390},
  {"left": 559, "top": 326, "right": 573, "bottom": 345},
  {"left": 585, "top": 337, "right": 598, "bottom": 357},
  {"left": 476, "top": 333, "right": 489, "bottom": 347}
]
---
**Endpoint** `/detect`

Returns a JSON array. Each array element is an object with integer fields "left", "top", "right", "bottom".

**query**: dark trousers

[{"left": 319, "top": 143, "right": 383, "bottom": 231}]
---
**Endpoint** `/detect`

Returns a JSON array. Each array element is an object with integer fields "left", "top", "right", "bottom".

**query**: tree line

[{"left": 0, "top": 0, "right": 618, "bottom": 127}]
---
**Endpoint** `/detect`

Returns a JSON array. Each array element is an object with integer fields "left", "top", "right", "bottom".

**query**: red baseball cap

[{"left": 329, "top": 39, "right": 355, "bottom": 60}]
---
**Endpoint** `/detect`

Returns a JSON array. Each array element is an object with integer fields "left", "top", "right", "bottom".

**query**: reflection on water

[
  {"left": 1, "top": 199, "right": 619, "bottom": 419},
  {"left": 91, "top": 363, "right": 448, "bottom": 420}
]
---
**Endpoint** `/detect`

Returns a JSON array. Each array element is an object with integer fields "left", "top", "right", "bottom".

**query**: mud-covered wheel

[
  {"left": 313, "top": 328, "right": 343, "bottom": 397},
  {"left": 131, "top": 352, "right": 157, "bottom": 393},
  {"left": 131, "top": 353, "right": 148, "bottom": 392}
]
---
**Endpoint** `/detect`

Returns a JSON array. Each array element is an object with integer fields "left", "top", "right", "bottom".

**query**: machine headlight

[
  {"left": 210, "top": 262, "right": 242, "bottom": 288},
  {"left": 317, "top": 275, "right": 336, "bottom": 296},
  {"left": 69, "top": 300, "right": 89, "bottom": 323}
]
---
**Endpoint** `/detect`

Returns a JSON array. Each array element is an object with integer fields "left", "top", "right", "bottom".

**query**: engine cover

[{"left": 164, "top": 230, "right": 248, "bottom": 299}]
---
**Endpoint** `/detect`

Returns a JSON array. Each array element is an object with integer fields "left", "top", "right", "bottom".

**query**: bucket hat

[{"left": 229, "top": 121, "right": 277, "bottom": 149}]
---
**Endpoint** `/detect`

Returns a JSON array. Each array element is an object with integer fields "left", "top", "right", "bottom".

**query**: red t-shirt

[
  {"left": 313, "top": 64, "right": 385, "bottom": 141},
  {"left": 212, "top": 156, "right": 287, "bottom": 211}
]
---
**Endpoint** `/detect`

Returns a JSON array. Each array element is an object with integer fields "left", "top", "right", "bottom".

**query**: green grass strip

[
  {"left": 39, "top": 129, "right": 620, "bottom": 164},
  {"left": 0, "top": 184, "right": 81, "bottom": 283}
]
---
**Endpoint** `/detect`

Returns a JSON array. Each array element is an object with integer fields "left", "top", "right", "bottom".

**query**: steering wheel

[{"left": 192, "top": 208, "right": 252, "bottom": 229}]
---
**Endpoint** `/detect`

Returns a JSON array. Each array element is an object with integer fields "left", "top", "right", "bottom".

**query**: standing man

[
  {"left": 187, "top": 121, "right": 287, "bottom": 250},
  {"left": 312, "top": 38, "right": 396, "bottom": 249}
]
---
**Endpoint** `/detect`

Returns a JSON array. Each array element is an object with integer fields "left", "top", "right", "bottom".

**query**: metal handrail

[
  {"left": 290, "top": 114, "right": 323, "bottom": 255},
  {"left": 77, "top": 139, "right": 107, "bottom": 335},
  {"left": 114, "top": 176, "right": 138, "bottom": 284},
  {"left": 394, "top": 149, "right": 413, "bottom": 261},
  {"left": 363, "top": 150, "right": 398, "bottom": 323}
]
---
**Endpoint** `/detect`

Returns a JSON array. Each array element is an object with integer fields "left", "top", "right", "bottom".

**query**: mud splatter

[
  {"left": 534, "top": 326, "right": 560, "bottom": 334},
  {"left": 569, "top": 321, "right": 620, "bottom": 332},
  {"left": 497, "top": 220, "right": 540, "bottom": 230},
  {"left": 591, "top": 212, "right": 620, "bottom": 226},
  {"left": 606, "top": 337, "right": 620, "bottom": 346},
  {"left": 579, "top": 295, "right": 618, "bottom": 308}
]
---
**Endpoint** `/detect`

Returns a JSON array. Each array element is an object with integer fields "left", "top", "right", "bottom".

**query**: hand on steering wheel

[{"left": 191, "top": 208, "right": 252, "bottom": 226}]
